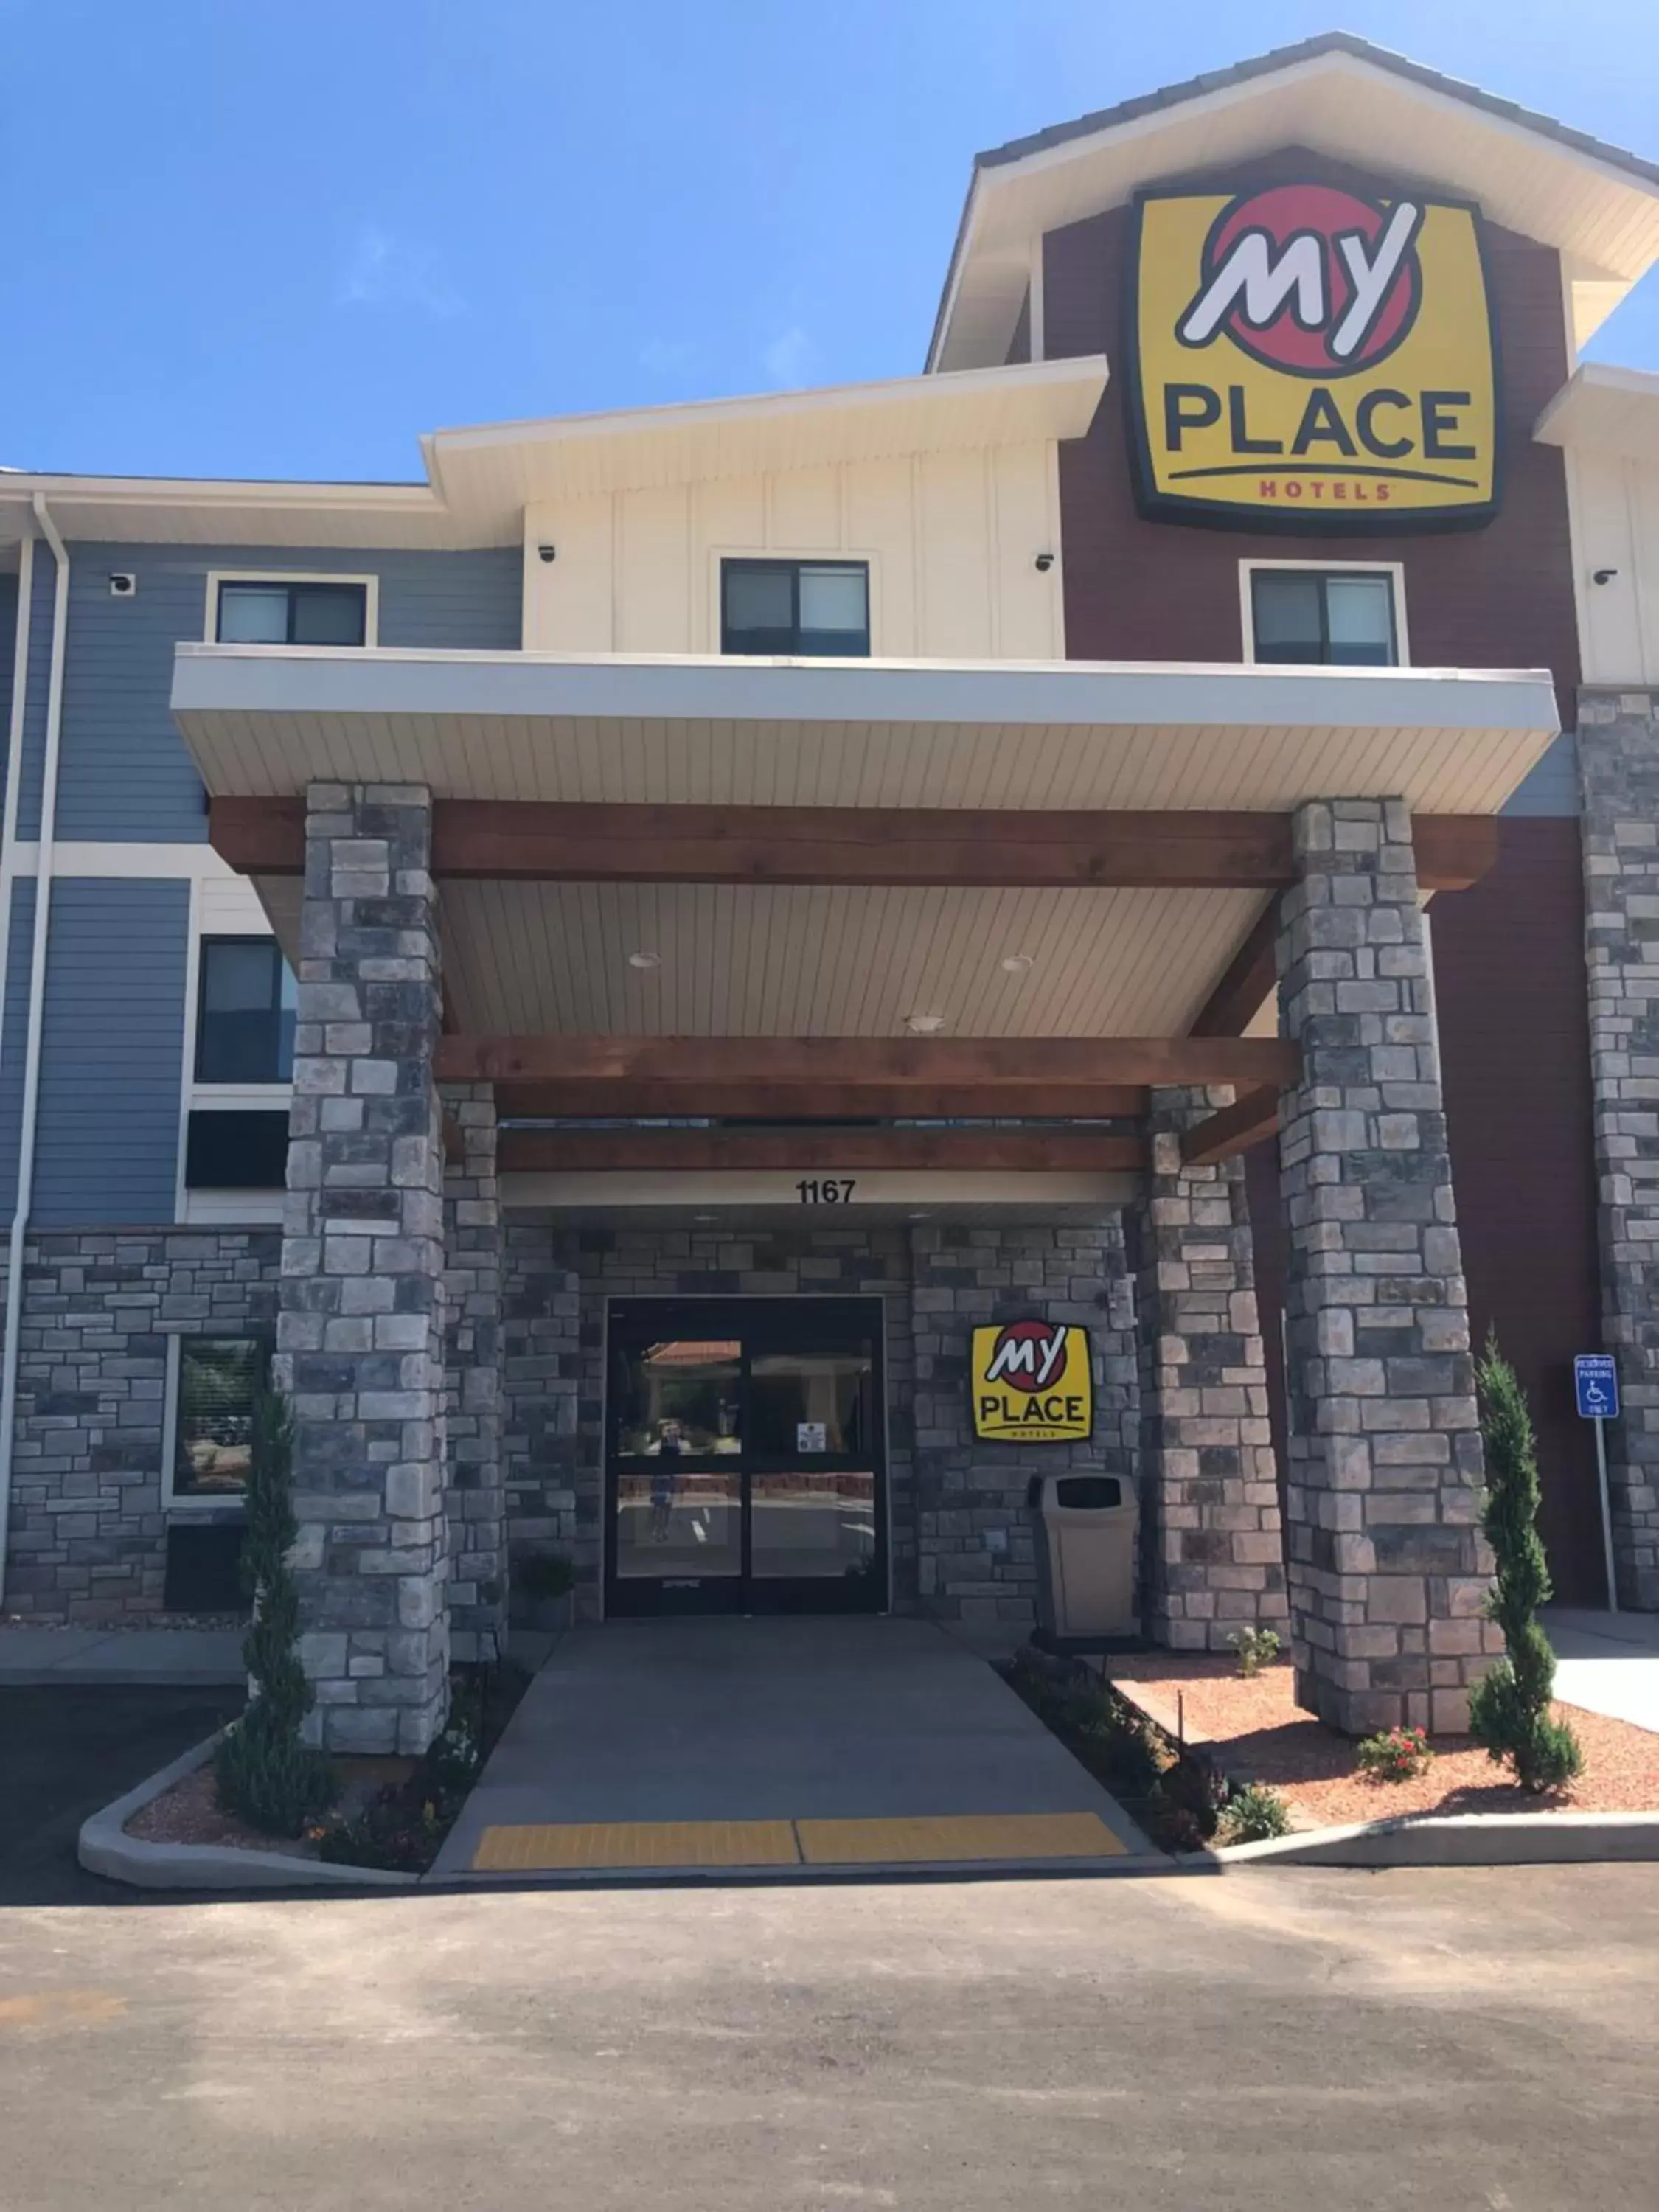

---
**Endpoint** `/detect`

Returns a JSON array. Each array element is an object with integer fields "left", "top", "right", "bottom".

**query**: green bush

[
  {"left": 1467, "top": 1339, "right": 1585, "bottom": 1795},
  {"left": 213, "top": 1388, "right": 335, "bottom": 1837},
  {"left": 517, "top": 1549, "right": 577, "bottom": 1601},
  {"left": 1227, "top": 1626, "right": 1281, "bottom": 1679},
  {"left": 1215, "top": 1783, "right": 1292, "bottom": 1846}
]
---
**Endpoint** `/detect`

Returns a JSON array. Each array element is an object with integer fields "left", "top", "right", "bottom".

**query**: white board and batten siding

[
  {"left": 1568, "top": 448, "right": 1659, "bottom": 684},
  {"left": 521, "top": 448, "right": 1064, "bottom": 661}
]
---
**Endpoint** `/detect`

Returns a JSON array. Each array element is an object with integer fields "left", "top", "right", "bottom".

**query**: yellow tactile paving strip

[
  {"left": 470, "top": 1810, "right": 1126, "bottom": 1872},
  {"left": 471, "top": 1820, "right": 799, "bottom": 1871},
  {"left": 796, "top": 1812, "right": 1125, "bottom": 1864}
]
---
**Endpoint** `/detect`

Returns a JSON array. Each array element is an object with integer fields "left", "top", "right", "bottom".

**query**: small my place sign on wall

[{"left": 970, "top": 1321, "right": 1093, "bottom": 1444}]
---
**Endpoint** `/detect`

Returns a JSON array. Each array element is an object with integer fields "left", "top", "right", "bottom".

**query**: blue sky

[{"left": 2, "top": 0, "right": 1655, "bottom": 481}]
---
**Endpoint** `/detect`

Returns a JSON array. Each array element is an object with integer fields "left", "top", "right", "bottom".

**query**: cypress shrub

[
  {"left": 1467, "top": 1338, "right": 1583, "bottom": 1794},
  {"left": 214, "top": 1386, "right": 337, "bottom": 1836}
]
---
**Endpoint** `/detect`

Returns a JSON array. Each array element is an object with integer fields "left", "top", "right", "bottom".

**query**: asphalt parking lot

[{"left": 0, "top": 1685, "right": 241, "bottom": 1905}]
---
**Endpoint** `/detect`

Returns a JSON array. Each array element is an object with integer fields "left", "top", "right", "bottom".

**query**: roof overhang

[
  {"left": 930, "top": 36, "right": 1659, "bottom": 372},
  {"left": 420, "top": 357, "right": 1107, "bottom": 529},
  {"left": 173, "top": 645, "right": 1555, "bottom": 1053},
  {"left": 1535, "top": 363, "right": 1659, "bottom": 462},
  {"left": 0, "top": 359, "right": 1107, "bottom": 553},
  {"left": 173, "top": 644, "right": 1558, "bottom": 814}
]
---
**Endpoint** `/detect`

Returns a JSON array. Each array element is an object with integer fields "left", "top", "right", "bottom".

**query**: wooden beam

[
  {"left": 1179, "top": 1085, "right": 1281, "bottom": 1166},
  {"left": 210, "top": 799, "right": 1500, "bottom": 894},
  {"left": 437, "top": 1034, "right": 1300, "bottom": 1088},
  {"left": 1189, "top": 897, "right": 1279, "bottom": 1038},
  {"left": 493, "top": 1079, "right": 1152, "bottom": 1121},
  {"left": 498, "top": 1126, "right": 1150, "bottom": 1174}
]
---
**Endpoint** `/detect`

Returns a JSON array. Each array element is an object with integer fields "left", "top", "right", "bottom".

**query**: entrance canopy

[{"left": 174, "top": 642, "right": 1558, "bottom": 1213}]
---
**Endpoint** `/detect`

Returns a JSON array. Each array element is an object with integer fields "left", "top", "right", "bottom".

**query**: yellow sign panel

[
  {"left": 1127, "top": 182, "right": 1499, "bottom": 530},
  {"left": 971, "top": 1321, "right": 1093, "bottom": 1444}
]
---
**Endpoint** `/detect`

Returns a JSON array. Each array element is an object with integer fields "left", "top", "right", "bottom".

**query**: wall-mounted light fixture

[
  {"left": 538, "top": 544, "right": 557, "bottom": 563},
  {"left": 1034, "top": 552, "right": 1055, "bottom": 572},
  {"left": 1592, "top": 567, "right": 1620, "bottom": 585}
]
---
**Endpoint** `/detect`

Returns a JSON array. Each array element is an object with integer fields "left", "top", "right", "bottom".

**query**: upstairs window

[
  {"left": 215, "top": 577, "right": 369, "bottom": 646},
  {"left": 721, "top": 560, "right": 870, "bottom": 658},
  {"left": 1248, "top": 568, "right": 1400, "bottom": 667},
  {"left": 196, "top": 938, "right": 296, "bottom": 1085}
]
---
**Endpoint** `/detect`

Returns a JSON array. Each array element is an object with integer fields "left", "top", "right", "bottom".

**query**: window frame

[
  {"left": 161, "top": 1330, "right": 274, "bottom": 1517},
  {"left": 204, "top": 569, "right": 380, "bottom": 648},
  {"left": 1239, "top": 559, "right": 1408, "bottom": 668},
  {"left": 717, "top": 555, "right": 873, "bottom": 658},
  {"left": 193, "top": 933, "right": 296, "bottom": 1089}
]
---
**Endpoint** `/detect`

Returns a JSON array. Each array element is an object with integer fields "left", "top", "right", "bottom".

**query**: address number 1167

[{"left": 796, "top": 1178, "right": 857, "bottom": 1205}]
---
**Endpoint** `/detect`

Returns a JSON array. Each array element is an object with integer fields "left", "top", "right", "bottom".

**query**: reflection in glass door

[{"left": 605, "top": 1299, "right": 887, "bottom": 1616}]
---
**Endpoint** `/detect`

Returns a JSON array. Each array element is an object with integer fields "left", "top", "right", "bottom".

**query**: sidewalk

[
  {"left": 1544, "top": 1607, "right": 1659, "bottom": 1735},
  {"left": 0, "top": 1626, "right": 245, "bottom": 1686}
]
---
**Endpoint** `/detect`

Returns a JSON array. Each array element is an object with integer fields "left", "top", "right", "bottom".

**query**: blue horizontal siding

[
  {"left": 0, "top": 573, "right": 15, "bottom": 827},
  {"left": 29, "top": 879, "right": 188, "bottom": 1225},
  {"left": 0, "top": 876, "right": 35, "bottom": 1219},
  {"left": 1502, "top": 731, "right": 1579, "bottom": 818},
  {"left": 37, "top": 542, "right": 521, "bottom": 843}
]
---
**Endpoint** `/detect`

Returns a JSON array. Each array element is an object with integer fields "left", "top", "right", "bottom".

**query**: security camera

[
  {"left": 1034, "top": 552, "right": 1055, "bottom": 573},
  {"left": 537, "top": 543, "right": 557, "bottom": 563},
  {"left": 108, "top": 572, "right": 136, "bottom": 597},
  {"left": 1593, "top": 567, "right": 1619, "bottom": 585}
]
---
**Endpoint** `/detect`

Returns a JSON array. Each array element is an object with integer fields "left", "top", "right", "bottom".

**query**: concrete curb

[
  {"left": 1207, "top": 1809, "right": 1659, "bottom": 1868},
  {"left": 77, "top": 1733, "right": 418, "bottom": 1892}
]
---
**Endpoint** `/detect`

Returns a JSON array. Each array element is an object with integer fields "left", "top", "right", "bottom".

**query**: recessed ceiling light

[
  {"left": 1000, "top": 954, "right": 1034, "bottom": 975},
  {"left": 908, "top": 1210, "right": 931, "bottom": 1222},
  {"left": 627, "top": 950, "right": 661, "bottom": 970},
  {"left": 903, "top": 1012, "right": 946, "bottom": 1034},
  {"left": 693, "top": 1211, "right": 717, "bottom": 1222}
]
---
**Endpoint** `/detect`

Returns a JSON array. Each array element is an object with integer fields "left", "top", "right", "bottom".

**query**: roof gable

[{"left": 930, "top": 33, "right": 1659, "bottom": 372}]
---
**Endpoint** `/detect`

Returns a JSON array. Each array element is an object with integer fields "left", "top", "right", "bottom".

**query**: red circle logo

[{"left": 1194, "top": 184, "right": 1422, "bottom": 378}]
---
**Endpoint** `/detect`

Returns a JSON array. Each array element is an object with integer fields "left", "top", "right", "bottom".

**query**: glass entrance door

[{"left": 605, "top": 1298, "right": 886, "bottom": 1616}]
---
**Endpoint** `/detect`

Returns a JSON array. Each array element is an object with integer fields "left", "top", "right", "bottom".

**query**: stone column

[
  {"left": 1276, "top": 798, "right": 1498, "bottom": 1735},
  {"left": 279, "top": 782, "right": 449, "bottom": 1755},
  {"left": 441, "top": 1081, "right": 505, "bottom": 1663},
  {"left": 1580, "top": 688, "right": 1659, "bottom": 1609},
  {"left": 1131, "top": 1087, "right": 1287, "bottom": 1650}
]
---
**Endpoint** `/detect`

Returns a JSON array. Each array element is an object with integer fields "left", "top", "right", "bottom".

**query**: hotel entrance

[{"left": 604, "top": 1298, "right": 888, "bottom": 1617}]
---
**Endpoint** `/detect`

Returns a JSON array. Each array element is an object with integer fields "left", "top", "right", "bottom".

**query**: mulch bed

[
  {"left": 1108, "top": 1653, "right": 1659, "bottom": 1827},
  {"left": 126, "top": 1755, "right": 419, "bottom": 1856}
]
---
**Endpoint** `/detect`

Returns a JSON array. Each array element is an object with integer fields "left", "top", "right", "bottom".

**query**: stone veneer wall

[
  {"left": 501, "top": 1217, "right": 1135, "bottom": 1627},
  {"left": 440, "top": 1082, "right": 505, "bottom": 1663},
  {"left": 911, "top": 1222, "right": 1136, "bottom": 1622},
  {"left": 1131, "top": 1088, "right": 1287, "bottom": 1650},
  {"left": 1276, "top": 799, "right": 1498, "bottom": 1734},
  {"left": 0, "top": 1227, "right": 279, "bottom": 1621},
  {"left": 1580, "top": 687, "right": 1659, "bottom": 1607},
  {"left": 280, "top": 782, "right": 450, "bottom": 1755}
]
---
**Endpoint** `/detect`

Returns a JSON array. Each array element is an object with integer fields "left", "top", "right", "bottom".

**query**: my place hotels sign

[
  {"left": 1125, "top": 181, "right": 1500, "bottom": 530},
  {"left": 971, "top": 1321, "right": 1093, "bottom": 1444}
]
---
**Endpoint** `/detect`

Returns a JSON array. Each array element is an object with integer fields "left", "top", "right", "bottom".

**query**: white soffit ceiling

[
  {"left": 437, "top": 879, "right": 1262, "bottom": 1041},
  {"left": 1535, "top": 364, "right": 1659, "bottom": 462},
  {"left": 934, "top": 51, "right": 1659, "bottom": 370}
]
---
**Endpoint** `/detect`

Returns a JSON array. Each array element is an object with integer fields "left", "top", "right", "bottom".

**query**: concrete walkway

[
  {"left": 0, "top": 1626, "right": 245, "bottom": 1686},
  {"left": 434, "top": 1616, "right": 1148, "bottom": 1879},
  {"left": 1545, "top": 1607, "right": 1659, "bottom": 1734}
]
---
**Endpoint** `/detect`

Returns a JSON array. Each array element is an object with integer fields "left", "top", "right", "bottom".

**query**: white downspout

[{"left": 0, "top": 502, "right": 68, "bottom": 1607}]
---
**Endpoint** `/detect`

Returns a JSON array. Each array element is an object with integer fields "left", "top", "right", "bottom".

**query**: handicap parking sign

[{"left": 1574, "top": 1354, "right": 1620, "bottom": 1422}]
